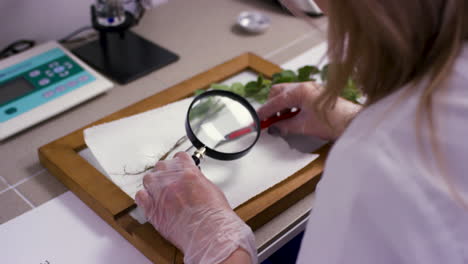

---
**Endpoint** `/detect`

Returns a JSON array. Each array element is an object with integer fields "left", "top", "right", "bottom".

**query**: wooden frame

[{"left": 39, "top": 53, "right": 329, "bottom": 264}]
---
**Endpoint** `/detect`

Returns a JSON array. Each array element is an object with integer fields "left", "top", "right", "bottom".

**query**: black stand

[
  {"left": 73, "top": 31, "right": 179, "bottom": 84},
  {"left": 72, "top": 7, "right": 179, "bottom": 84}
]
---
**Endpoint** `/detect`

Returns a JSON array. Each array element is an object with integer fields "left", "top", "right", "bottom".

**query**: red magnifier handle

[
  {"left": 225, "top": 126, "right": 254, "bottom": 140},
  {"left": 260, "top": 108, "right": 301, "bottom": 129},
  {"left": 224, "top": 108, "right": 301, "bottom": 140}
]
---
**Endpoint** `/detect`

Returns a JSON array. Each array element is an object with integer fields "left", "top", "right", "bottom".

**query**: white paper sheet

[
  {"left": 83, "top": 42, "right": 331, "bottom": 215},
  {"left": 0, "top": 192, "right": 151, "bottom": 264},
  {"left": 84, "top": 98, "right": 319, "bottom": 209}
]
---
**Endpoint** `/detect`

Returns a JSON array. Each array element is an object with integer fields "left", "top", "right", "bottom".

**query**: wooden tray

[{"left": 38, "top": 53, "right": 329, "bottom": 264}]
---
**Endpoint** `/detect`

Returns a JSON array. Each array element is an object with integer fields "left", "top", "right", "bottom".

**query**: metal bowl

[{"left": 237, "top": 11, "right": 271, "bottom": 34}]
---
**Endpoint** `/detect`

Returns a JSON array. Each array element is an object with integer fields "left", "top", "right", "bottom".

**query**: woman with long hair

[{"left": 135, "top": 0, "right": 468, "bottom": 263}]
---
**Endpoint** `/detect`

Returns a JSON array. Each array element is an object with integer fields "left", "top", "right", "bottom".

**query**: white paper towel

[
  {"left": 84, "top": 98, "right": 319, "bottom": 209},
  {"left": 83, "top": 43, "right": 332, "bottom": 211}
]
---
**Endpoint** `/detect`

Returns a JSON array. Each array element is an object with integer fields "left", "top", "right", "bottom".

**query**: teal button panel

[
  {"left": 0, "top": 48, "right": 64, "bottom": 83},
  {"left": 0, "top": 48, "right": 96, "bottom": 122}
]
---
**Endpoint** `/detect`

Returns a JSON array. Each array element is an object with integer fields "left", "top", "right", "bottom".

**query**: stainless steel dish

[{"left": 237, "top": 11, "right": 272, "bottom": 34}]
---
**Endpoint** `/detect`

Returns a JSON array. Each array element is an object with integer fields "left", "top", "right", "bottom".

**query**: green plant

[
  {"left": 127, "top": 65, "right": 363, "bottom": 173},
  {"left": 194, "top": 64, "right": 362, "bottom": 104}
]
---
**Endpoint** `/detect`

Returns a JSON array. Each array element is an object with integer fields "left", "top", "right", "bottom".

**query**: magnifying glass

[{"left": 185, "top": 90, "right": 300, "bottom": 165}]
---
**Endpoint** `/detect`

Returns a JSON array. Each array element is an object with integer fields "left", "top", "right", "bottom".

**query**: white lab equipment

[{"left": 0, "top": 41, "right": 113, "bottom": 141}]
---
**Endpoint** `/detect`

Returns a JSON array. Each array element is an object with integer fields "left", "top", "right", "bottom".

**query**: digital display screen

[{"left": 0, "top": 77, "right": 35, "bottom": 106}]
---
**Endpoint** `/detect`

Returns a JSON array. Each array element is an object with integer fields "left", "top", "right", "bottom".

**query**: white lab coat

[{"left": 297, "top": 44, "right": 468, "bottom": 263}]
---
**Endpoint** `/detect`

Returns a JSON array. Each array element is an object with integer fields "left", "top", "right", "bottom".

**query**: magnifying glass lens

[
  {"left": 186, "top": 90, "right": 261, "bottom": 164},
  {"left": 189, "top": 95, "right": 258, "bottom": 153},
  {"left": 185, "top": 90, "right": 301, "bottom": 165}
]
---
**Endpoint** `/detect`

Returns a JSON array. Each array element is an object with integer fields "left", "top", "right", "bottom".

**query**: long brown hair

[
  {"left": 283, "top": 0, "right": 468, "bottom": 203},
  {"left": 322, "top": 0, "right": 467, "bottom": 109},
  {"left": 324, "top": 0, "right": 468, "bottom": 207}
]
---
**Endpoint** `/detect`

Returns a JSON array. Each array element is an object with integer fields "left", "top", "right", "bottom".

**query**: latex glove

[
  {"left": 135, "top": 152, "right": 257, "bottom": 264},
  {"left": 257, "top": 82, "right": 361, "bottom": 140}
]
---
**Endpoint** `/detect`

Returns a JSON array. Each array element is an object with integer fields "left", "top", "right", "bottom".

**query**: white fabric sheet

[
  {"left": 83, "top": 42, "right": 331, "bottom": 220},
  {"left": 84, "top": 98, "right": 319, "bottom": 210}
]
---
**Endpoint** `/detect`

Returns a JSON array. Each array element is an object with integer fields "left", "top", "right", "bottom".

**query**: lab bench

[{"left": 0, "top": 0, "right": 326, "bottom": 261}]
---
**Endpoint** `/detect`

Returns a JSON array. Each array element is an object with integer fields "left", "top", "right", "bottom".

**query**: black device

[{"left": 73, "top": 1, "right": 179, "bottom": 84}]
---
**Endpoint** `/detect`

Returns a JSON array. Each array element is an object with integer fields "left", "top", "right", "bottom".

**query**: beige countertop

[{"left": 0, "top": 0, "right": 326, "bottom": 259}]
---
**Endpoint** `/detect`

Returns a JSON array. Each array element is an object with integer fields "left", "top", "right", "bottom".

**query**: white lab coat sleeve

[
  {"left": 295, "top": 132, "right": 463, "bottom": 264},
  {"left": 296, "top": 44, "right": 468, "bottom": 263}
]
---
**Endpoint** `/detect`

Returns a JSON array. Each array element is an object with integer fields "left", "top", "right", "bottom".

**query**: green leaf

[
  {"left": 211, "top": 83, "right": 230, "bottom": 91},
  {"left": 272, "top": 70, "right": 297, "bottom": 84},
  {"left": 341, "top": 79, "right": 362, "bottom": 104},
  {"left": 245, "top": 81, "right": 261, "bottom": 96},
  {"left": 257, "top": 75, "right": 264, "bottom": 86},
  {"left": 271, "top": 73, "right": 282, "bottom": 84},
  {"left": 230, "top": 82, "right": 246, "bottom": 96},
  {"left": 189, "top": 98, "right": 213, "bottom": 121},
  {"left": 262, "top": 79, "right": 272, "bottom": 86},
  {"left": 193, "top": 89, "right": 205, "bottom": 96},
  {"left": 320, "top": 64, "right": 329, "bottom": 82},
  {"left": 252, "top": 87, "right": 270, "bottom": 104},
  {"left": 297, "top": 65, "right": 319, "bottom": 82}
]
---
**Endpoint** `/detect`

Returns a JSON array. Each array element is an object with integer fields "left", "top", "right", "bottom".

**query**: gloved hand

[
  {"left": 135, "top": 152, "right": 257, "bottom": 264},
  {"left": 257, "top": 82, "right": 361, "bottom": 140}
]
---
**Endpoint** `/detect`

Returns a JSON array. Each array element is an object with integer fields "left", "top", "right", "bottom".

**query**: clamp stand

[{"left": 73, "top": 6, "right": 179, "bottom": 84}]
